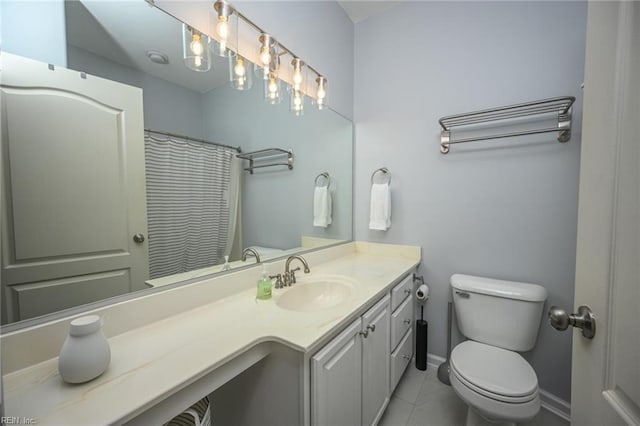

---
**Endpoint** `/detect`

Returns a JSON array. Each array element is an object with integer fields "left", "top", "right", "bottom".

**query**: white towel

[
  {"left": 313, "top": 186, "right": 332, "bottom": 228},
  {"left": 369, "top": 183, "right": 391, "bottom": 231}
]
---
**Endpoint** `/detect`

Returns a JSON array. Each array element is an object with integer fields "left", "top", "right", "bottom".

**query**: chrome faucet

[
  {"left": 241, "top": 247, "right": 261, "bottom": 264},
  {"left": 283, "top": 255, "right": 310, "bottom": 286}
]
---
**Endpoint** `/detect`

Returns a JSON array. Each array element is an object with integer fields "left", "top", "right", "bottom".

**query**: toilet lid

[{"left": 451, "top": 341, "right": 538, "bottom": 399}]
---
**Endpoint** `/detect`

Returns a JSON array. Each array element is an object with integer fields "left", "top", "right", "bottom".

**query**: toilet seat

[{"left": 451, "top": 340, "right": 538, "bottom": 402}]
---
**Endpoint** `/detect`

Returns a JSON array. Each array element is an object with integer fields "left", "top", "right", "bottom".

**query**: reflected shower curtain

[{"left": 144, "top": 133, "right": 241, "bottom": 279}]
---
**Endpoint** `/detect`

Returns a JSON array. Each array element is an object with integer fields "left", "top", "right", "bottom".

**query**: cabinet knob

[
  {"left": 404, "top": 289, "right": 411, "bottom": 295},
  {"left": 359, "top": 330, "right": 369, "bottom": 338},
  {"left": 133, "top": 233, "right": 145, "bottom": 243},
  {"left": 366, "top": 324, "right": 376, "bottom": 333},
  {"left": 403, "top": 319, "right": 411, "bottom": 325},
  {"left": 402, "top": 354, "right": 411, "bottom": 360}
]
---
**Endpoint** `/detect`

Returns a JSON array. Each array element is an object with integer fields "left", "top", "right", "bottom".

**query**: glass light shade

[
  {"left": 289, "top": 86, "right": 305, "bottom": 116},
  {"left": 182, "top": 24, "right": 211, "bottom": 72},
  {"left": 313, "top": 76, "right": 328, "bottom": 110},
  {"left": 264, "top": 72, "right": 282, "bottom": 105},
  {"left": 212, "top": 0, "right": 234, "bottom": 57},
  {"left": 229, "top": 53, "right": 253, "bottom": 90},
  {"left": 291, "top": 58, "right": 305, "bottom": 92},
  {"left": 256, "top": 33, "right": 278, "bottom": 81}
]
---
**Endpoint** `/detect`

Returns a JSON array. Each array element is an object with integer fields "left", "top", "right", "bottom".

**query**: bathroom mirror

[{"left": 0, "top": 0, "right": 353, "bottom": 326}]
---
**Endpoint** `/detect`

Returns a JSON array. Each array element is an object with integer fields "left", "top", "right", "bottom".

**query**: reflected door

[{"left": 1, "top": 53, "right": 149, "bottom": 323}]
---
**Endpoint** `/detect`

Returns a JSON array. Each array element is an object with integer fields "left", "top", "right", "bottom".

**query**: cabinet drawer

[
  {"left": 390, "top": 328, "right": 413, "bottom": 392},
  {"left": 391, "top": 296, "right": 413, "bottom": 350},
  {"left": 390, "top": 274, "right": 412, "bottom": 312}
]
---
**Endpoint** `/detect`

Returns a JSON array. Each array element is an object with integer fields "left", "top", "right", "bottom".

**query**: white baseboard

[
  {"left": 539, "top": 389, "right": 571, "bottom": 422},
  {"left": 425, "top": 353, "right": 571, "bottom": 423},
  {"left": 427, "top": 352, "right": 446, "bottom": 370}
]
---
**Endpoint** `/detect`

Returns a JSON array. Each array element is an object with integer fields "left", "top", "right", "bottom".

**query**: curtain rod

[{"left": 144, "top": 129, "right": 242, "bottom": 153}]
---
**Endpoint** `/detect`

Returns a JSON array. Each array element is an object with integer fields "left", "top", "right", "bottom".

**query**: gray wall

[
  {"left": 353, "top": 1, "right": 586, "bottom": 402},
  {"left": 67, "top": 46, "right": 204, "bottom": 139},
  {"left": 202, "top": 83, "right": 353, "bottom": 250},
  {"left": 1, "top": 0, "right": 67, "bottom": 67}
]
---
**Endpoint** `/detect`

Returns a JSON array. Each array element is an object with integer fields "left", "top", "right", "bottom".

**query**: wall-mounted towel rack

[
  {"left": 371, "top": 167, "right": 391, "bottom": 184},
  {"left": 438, "top": 96, "right": 575, "bottom": 154},
  {"left": 315, "top": 172, "right": 330, "bottom": 188},
  {"left": 236, "top": 148, "right": 293, "bottom": 174}
]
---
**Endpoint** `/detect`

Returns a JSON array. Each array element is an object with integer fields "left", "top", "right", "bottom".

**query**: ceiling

[
  {"left": 337, "top": 1, "right": 401, "bottom": 24},
  {"left": 65, "top": 0, "right": 229, "bottom": 93}
]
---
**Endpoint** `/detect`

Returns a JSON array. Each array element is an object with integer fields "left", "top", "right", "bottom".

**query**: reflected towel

[
  {"left": 369, "top": 183, "right": 391, "bottom": 231},
  {"left": 313, "top": 186, "right": 332, "bottom": 228}
]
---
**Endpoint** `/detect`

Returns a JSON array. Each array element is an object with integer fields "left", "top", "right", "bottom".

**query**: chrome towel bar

[{"left": 438, "top": 96, "right": 575, "bottom": 154}]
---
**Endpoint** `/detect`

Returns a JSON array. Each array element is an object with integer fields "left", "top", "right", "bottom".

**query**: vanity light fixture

[
  {"left": 213, "top": 0, "right": 234, "bottom": 57},
  {"left": 257, "top": 33, "right": 277, "bottom": 80},
  {"left": 182, "top": 25, "right": 211, "bottom": 72},
  {"left": 264, "top": 71, "right": 282, "bottom": 104},
  {"left": 314, "top": 76, "right": 327, "bottom": 110},
  {"left": 291, "top": 58, "right": 305, "bottom": 91},
  {"left": 229, "top": 12, "right": 252, "bottom": 90},
  {"left": 290, "top": 86, "right": 305, "bottom": 116},
  {"left": 182, "top": 1, "right": 329, "bottom": 112}
]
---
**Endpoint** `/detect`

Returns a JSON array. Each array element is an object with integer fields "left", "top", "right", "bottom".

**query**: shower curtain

[{"left": 144, "top": 133, "right": 242, "bottom": 279}]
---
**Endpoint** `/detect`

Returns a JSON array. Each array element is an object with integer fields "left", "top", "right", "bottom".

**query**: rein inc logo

[{"left": 1, "top": 417, "right": 36, "bottom": 425}]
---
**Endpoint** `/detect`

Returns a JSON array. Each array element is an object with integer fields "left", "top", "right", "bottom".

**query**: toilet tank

[{"left": 451, "top": 274, "right": 547, "bottom": 352}]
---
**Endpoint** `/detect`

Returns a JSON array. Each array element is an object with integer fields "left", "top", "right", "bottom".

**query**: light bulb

[
  {"left": 268, "top": 78, "right": 278, "bottom": 94},
  {"left": 317, "top": 87, "right": 326, "bottom": 99},
  {"left": 293, "top": 69, "right": 303, "bottom": 85},
  {"left": 294, "top": 93, "right": 302, "bottom": 107},
  {"left": 216, "top": 16, "right": 229, "bottom": 39},
  {"left": 234, "top": 57, "right": 246, "bottom": 77},
  {"left": 194, "top": 55, "right": 202, "bottom": 68},
  {"left": 259, "top": 46, "right": 271, "bottom": 66},
  {"left": 190, "top": 34, "right": 204, "bottom": 56}
]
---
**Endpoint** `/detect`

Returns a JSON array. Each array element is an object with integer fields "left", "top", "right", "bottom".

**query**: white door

[
  {"left": 362, "top": 295, "right": 390, "bottom": 426},
  {"left": 311, "top": 318, "right": 363, "bottom": 426},
  {"left": 567, "top": 2, "right": 640, "bottom": 424},
  {"left": 1, "top": 53, "right": 149, "bottom": 323}
]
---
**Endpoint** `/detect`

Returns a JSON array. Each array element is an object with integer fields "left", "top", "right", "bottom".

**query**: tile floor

[{"left": 379, "top": 365, "right": 569, "bottom": 426}]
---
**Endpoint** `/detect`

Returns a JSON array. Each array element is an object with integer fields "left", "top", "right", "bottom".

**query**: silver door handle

[
  {"left": 133, "top": 233, "right": 145, "bottom": 243},
  {"left": 548, "top": 305, "right": 596, "bottom": 339}
]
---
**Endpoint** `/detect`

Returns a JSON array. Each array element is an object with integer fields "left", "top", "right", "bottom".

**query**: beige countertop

[{"left": 2, "top": 242, "right": 420, "bottom": 425}]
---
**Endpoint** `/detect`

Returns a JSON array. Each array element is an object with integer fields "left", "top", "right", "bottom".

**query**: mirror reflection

[{"left": 0, "top": 0, "right": 353, "bottom": 325}]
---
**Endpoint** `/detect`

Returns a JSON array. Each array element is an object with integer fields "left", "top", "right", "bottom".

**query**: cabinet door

[
  {"left": 311, "top": 318, "right": 362, "bottom": 426},
  {"left": 362, "top": 295, "right": 391, "bottom": 426}
]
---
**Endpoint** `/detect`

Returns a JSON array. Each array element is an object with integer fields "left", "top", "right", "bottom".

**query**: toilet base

[{"left": 465, "top": 406, "right": 517, "bottom": 426}]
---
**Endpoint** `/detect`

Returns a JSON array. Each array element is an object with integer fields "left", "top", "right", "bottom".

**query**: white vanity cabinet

[
  {"left": 311, "top": 295, "right": 391, "bottom": 426},
  {"left": 389, "top": 273, "right": 415, "bottom": 392}
]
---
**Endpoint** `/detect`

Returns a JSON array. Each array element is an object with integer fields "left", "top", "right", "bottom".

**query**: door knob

[
  {"left": 133, "top": 233, "right": 145, "bottom": 243},
  {"left": 548, "top": 305, "right": 596, "bottom": 339}
]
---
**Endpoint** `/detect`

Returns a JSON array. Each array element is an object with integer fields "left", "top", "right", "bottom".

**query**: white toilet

[{"left": 449, "top": 274, "right": 547, "bottom": 426}]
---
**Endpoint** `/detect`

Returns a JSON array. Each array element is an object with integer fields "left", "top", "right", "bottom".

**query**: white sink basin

[{"left": 276, "top": 277, "right": 353, "bottom": 312}]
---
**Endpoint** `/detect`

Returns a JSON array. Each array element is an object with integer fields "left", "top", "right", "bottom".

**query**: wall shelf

[
  {"left": 236, "top": 148, "right": 294, "bottom": 174},
  {"left": 438, "top": 96, "right": 576, "bottom": 154}
]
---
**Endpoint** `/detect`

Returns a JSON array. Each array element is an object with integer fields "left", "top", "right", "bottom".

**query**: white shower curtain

[{"left": 144, "top": 132, "right": 242, "bottom": 279}]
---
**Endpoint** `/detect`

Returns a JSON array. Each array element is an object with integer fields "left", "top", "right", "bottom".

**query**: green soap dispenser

[{"left": 256, "top": 265, "right": 272, "bottom": 300}]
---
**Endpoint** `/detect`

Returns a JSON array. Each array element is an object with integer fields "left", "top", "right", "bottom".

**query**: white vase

[{"left": 58, "top": 315, "right": 111, "bottom": 384}]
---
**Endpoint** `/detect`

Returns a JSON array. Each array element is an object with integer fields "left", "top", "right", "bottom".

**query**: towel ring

[
  {"left": 371, "top": 167, "right": 391, "bottom": 184},
  {"left": 315, "top": 172, "right": 331, "bottom": 188}
]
